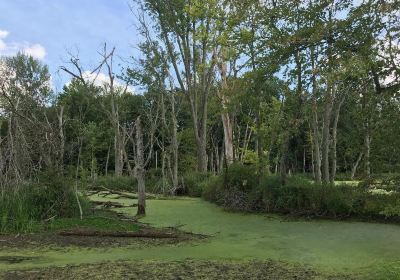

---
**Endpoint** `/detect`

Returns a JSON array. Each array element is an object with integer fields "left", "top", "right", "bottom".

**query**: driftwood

[
  {"left": 116, "top": 213, "right": 138, "bottom": 222},
  {"left": 92, "top": 201, "right": 126, "bottom": 208},
  {"left": 58, "top": 230, "right": 178, "bottom": 238},
  {"left": 97, "top": 186, "right": 157, "bottom": 199}
]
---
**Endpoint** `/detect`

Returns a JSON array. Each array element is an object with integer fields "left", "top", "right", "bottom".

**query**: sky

[{"left": 0, "top": 0, "right": 140, "bottom": 91}]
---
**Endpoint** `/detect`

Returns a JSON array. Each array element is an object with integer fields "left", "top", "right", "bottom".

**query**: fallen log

[
  {"left": 92, "top": 201, "right": 126, "bottom": 208},
  {"left": 99, "top": 186, "right": 157, "bottom": 199},
  {"left": 58, "top": 230, "right": 179, "bottom": 238}
]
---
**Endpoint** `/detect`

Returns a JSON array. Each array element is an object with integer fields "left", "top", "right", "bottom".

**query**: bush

[
  {"left": 0, "top": 172, "right": 89, "bottom": 233},
  {"left": 182, "top": 172, "right": 214, "bottom": 197},
  {"left": 202, "top": 163, "right": 258, "bottom": 211},
  {"left": 202, "top": 165, "right": 400, "bottom": 222}
]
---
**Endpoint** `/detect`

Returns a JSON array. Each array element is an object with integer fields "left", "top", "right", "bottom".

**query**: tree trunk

[
  {"left": 105, "top": 142, "right": 111, "bottom": 176},
  {"left": 364, "top": 121, "right": 371, "bottom": 178},
  {"left": 135, "top": 117, "right": 146, "bottom": 216},
  {"left": 312, "top": 102, "right": 322, "bottom": 183},
  {"left": 321, "top": 89, "right": 333, "bottom": 184},
  {"left": 279, "top": 136, "right": 289, "bottom": 185},
  {"left": 330, "top": 96, "right": 345, "bottom": 183},
  {"left": 170, "top": 93, "right": 179, "bottom": 190},
  {"left": 74, "top": 138, "right": 83, "bottom": 220},
  {"left": 196, "top": 138, "right": 208, "bottom": 173},
  {"left": 219, "top": 61, "right": 234, "bottom": 165},
  {"left": 256, "top": 108, "right": 264, "bottom": 177},
  {"left": 310, "top": 47, "right": 322, "bottom": 183},
  {"left": 57, "top": 106, "right": 65, "bottom": 172},
  {"left": 111, "top": 97, "right": 123, "bottom": 177},
  {"left": 351, "top": 152, "right": 363, "bottom": 180}
]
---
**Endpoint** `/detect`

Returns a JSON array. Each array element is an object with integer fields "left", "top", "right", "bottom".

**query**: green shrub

[
  {"left": 202, "top": 176, "right": 222, "bottom": 202},
  {"left": 182, "top": 172, "right": 213, "bottom": 197},
  {"left": 202, "top": 168, "right": 400, "bottom": 221},
  {"left": 222, "top": 163, "right": 258, "bottom": 192}
]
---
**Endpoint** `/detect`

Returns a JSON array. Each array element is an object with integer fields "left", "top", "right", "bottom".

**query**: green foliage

[
  {"left": 202, "top": 164, "right": 400, "bottom": 221},
  {"left": 0, "top": 173, "right": 89, "bottom": 233},
  {"left": 182, "top": 172, "right": 215, "bottom": 197}
]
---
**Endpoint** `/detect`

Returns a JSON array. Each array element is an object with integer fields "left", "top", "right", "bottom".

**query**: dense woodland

[{"left": 0, "top": 0, "right": 400, "bottom": 221}]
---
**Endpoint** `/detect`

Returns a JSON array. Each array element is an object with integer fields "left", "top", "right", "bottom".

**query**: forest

[{"left": 0, "top": 0, "right": 400, "bottom": 279}]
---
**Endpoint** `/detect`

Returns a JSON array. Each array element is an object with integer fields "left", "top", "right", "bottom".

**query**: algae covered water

[
  {"left": 1, "top": 197, "right": 400, "bottom": 278},
  {"left": 139, "top": 198, "right": 400, "bottom": 276}
]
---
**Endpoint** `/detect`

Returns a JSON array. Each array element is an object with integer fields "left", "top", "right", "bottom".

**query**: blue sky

[{"left": 0, "top": 0, "right": 140, "bottom": 90}]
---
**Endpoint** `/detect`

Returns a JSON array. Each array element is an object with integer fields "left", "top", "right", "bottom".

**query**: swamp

[{"left": 0, "top": 0, "right": 400, "bottom": 279}]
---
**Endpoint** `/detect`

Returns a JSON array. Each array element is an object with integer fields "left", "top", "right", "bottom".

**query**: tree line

[{"left": 0, "top": 0, "right": 399, "bottom": 214}]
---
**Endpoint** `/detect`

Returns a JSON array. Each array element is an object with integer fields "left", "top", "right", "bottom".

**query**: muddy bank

[
  {"left": 0, "top": 227, "right": 203, "bottom": 250},
  {"left": 1, "top": 259, "right": 354, "bottom": 280}
]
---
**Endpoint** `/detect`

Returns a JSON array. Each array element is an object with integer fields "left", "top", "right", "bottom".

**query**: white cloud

[
  {"left": 24, "top": 44, "right": 46, "bottom": 60},
  {"left": 65, "top": 70, "right": 135, "bottom": 93},
  {"left": 0, "top": 29, "right": 46, "bottom": 60},
  {"left": 0, "top": 30, "right": 9, "bottom": 39},
  {"left": 82, "top": 71, "right": 134, "bottom": 93},
  {"left": 82, "top": 71, "right": 110, "bottom": 86}
]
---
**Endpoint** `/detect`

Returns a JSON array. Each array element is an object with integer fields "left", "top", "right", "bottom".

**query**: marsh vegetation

[{"left": 1, "top": 0, "right": 400, "bottom": 279}]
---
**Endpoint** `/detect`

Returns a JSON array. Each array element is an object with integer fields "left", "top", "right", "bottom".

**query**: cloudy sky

[{"left": 0, "top": 0, "right": 140, "bottom": 90}]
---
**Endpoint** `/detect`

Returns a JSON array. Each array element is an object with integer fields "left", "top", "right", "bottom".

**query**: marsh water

[{"left": 1, "top": 197, "right": 400, "bottom": 277}]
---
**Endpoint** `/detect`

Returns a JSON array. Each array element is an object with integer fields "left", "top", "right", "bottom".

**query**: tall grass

[{"left": 0, "top": 173, "right": 89, "bottom": 233}]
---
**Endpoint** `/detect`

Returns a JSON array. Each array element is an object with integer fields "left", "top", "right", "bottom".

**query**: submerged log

[
  {"left": 58, "top": 230, "right": 178, "bottom": 238},
  {"left": 98, "top": 186, "right": 157, "bottom": 200},
  {"left": 91, "top": 201, "right": 137, "bottom": 208}
]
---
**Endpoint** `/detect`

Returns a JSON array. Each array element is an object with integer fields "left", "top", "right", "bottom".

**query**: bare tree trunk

[
  {"left": 321, "top": 89, "right": 333, "bottom": 184},
  {"left": 311, "top": 136, "right": 315, "bottom": 179},
  {"left": 256, "top": 108, "right": 264, "bottom": 177},
  {"left": 219, "top": 145, "right": 224, "bottom": 173},
  {"left": 135, "top": 117, "right": 146, "bottom": 216},
  {"left": 364, "top": 121, "right": 371, "bottom": 178},
  {"left": 215, "top": 145, "right": 220, "bottom": 174},
  {"left": 196, "top": 137, "right": 208, "bottom": 172},
  {"left": 312, "top": 102, "right": 322, "bottom": 183},
  {"left": 161, "top": 150, "right": 166, "bottom": 193},
  {"left": 105, "top": 142, "right": 111, "bottom": 176},
  {"left": 351, "top": 152, "right": 363, "bottom": 180},
  {"left": 112, "top": 100, "right": 124, "bottom": 177},
  {"left": 74, "top": 138, "right": 83, "bottom": 220},
  {"left": 330, "top": 96, "right": 345, "bottom": 183},
  {"left": 279, "top": 135, "right": 289, "bottom": 185},
  {"left": 170, "top": 93, "right": 179, "bottom": 191},
  {"left": 310, "top": 47, "right": 322, "bottom": 183},
  {"left": 218, "top": 61, "right": 234, "bottom": 165},
  {"left": 57, "top": 106, "right": 65, "bottom": 172}
]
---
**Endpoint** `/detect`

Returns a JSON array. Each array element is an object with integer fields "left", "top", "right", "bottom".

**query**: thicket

[
  {"left": 0, "top": 172, "right": 89, "bottom": 233},
  {"left": 201, "top": 164, "right": 400, "bottom": 221},
  {"left": 83, "top": 169, "right": 213, "bottom": 196}
]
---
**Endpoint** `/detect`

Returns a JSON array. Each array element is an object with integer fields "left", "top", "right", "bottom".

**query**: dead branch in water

[
  {"left": 91, "top": 201, "right": 138, "bottom": 208},
  {"left": 58, "top": 230, "right": 178, "bottom": 238},
  {"left": 91, "top": 186, "right": 157, "bottom": 199}
]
